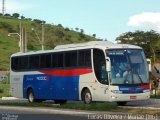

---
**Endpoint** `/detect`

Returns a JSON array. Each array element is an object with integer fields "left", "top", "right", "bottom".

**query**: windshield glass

[{"left": 106, "top": 49, "right": 149, "bottom": 85}]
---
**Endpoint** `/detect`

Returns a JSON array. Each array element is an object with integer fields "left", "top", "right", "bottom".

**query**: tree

[
  {"left": 55, "top": 30, "right": 65, "bottom": 38},
  {"left": 41, "top": 20, "right": 46, "bottom": 24},
  {"left": 80, "top": 29, "right": 84, "bottom": 33},
  {"left": 21, "top": 16, "right": 25, "bottom": 19},
  {"left": 57, "top": 24, "right": 63, "bottom": 27},
  {"left": 92, "top": 34, "right": 96, "bottom": 37},
  {"left": 4, "top": 13, "right": 11, "bottom": 17},
  {"left": 64, "top": 27, "right": 70, "bottom": 31},
  {"left": 33, "top": 19, "right": 42, "bottom": 24},
  {"left": 75, "top": 27, "right": 79, "bottom": 31},
  {"left": 116, "top": 30, "right": 160, "bottom": 61},
  {"left": 12, "top": 13, "right": 20, "bottom": 18}
]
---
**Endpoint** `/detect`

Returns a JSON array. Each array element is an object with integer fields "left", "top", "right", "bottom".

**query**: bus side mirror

[
  {"left": 146, "top": 59, "right": 151, "bottom": 72},
  {"left": 106, "top": 57, "right": 111, "bottom": 72}
]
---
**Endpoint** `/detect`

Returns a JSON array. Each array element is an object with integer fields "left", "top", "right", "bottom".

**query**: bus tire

[
  {"left": 117, "top": 102, "right": 127, "bottom": 106},
  {"left": 27, "top": 89, "right": 36, "bottom": 103},
  {"left": 82, "top": 89, "right": 92, "bottom": 104}
]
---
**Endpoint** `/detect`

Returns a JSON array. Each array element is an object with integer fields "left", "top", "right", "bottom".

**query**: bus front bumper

[{"left": 109, "top": 92, "right": 150, "bottom": 102}]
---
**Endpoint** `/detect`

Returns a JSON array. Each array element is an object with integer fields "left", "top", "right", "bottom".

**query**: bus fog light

[
  {"left": 111, "top": 96, "right": 117, "bottom": 99},
  {"left": 111, "top": 90, "right": 122, "bottom": 94}
]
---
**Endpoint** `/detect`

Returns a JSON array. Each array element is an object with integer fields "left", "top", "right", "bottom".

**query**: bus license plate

[{"left": 130, "top": 96, "right": 136, "bottom": 100}]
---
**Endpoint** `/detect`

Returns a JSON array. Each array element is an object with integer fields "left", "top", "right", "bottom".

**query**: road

[
  {"left": 0, "top": 98, "right": 159, "bottom": 120},
  {"left": 0, "top": 109, "right": 88, "bottom": 120},
  {"left": 1, "top": 98, "right": 160, "bottom": 108},
  {"left": 121, "top": 98, "right": 160, "bottom": 108},
  {"left": 0, "top": 106, "right": 159, "bottom": 120}
]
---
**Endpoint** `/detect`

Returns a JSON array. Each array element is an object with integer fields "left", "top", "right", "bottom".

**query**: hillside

[{"left": 0, "top": 16, "right": 96, "bottom": 70}]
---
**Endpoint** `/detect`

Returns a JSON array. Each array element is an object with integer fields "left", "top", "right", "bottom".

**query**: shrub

[{"left": 0, "top": 88, "right": 4, "bottom": 93}]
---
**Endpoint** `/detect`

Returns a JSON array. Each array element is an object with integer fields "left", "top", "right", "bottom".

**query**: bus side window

[
  {"left": 29, "top": 55, "right": 40, "bottom": 69},
  {"left": 40, "top": 54, "right": 52, "bottom": 69},
  {"left": 52, "top": 54, "right": 57, "bottom": 68},
  {"left": 19, "top": 56, "right": 29, "bottom": 70},
  {"left": 11, "top": 57, "right": 19, "bottom": 70},
  {"left": 57, "top": 53, "right": 64, "bottom": 68},
  {"left": 78, "top": 50, "right": 91, "bottom": 67},
  {"left": 52, "top": 53, "right": 64, "bottom": 68}
]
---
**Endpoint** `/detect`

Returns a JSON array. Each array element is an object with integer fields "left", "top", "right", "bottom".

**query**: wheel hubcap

[
  {"left": 29, "top": 93, "right": 34, "bottom": 102},
  {"left": 85, "top": 92, "right": 91, "bottom": 103}
]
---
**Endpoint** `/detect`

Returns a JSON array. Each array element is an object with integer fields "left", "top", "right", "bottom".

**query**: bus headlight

[
  {"left": 143, "top": 89, "right": 150, "bottom": 93},
  {"left": 111, "top": 90, "right": 122, "bottom": 94}
]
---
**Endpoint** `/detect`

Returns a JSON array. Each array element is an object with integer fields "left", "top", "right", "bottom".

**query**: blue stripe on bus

[
  {"left": 119, "top": 86, "right": 148, "bottom": 93},
  {"left": 23, "top": 74, "right": 79, "bottom": 100}
]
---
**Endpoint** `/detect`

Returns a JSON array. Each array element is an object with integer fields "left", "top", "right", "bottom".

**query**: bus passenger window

[
  {"left": 57, "top": 53, "right": 64, "bottom": 68},
  {"left": 29, "top": 56, "right": 40, "bottom": 69},
  {"left": 40, "top": 54, "right": 52, "bottom": 69},
  {"left": 65, "top": 51, "right": 77, "bottom": 67},
  {"left": 78, "top": 50, "right": 91, "bottom": 67},
  {"left": 52, "top": 54, "right": 58, "bottom": 68},
  {"left": 11, "top": 57, "right": 19, "bottom": 70}
]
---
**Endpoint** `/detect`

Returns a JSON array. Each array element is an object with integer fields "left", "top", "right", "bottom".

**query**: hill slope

[{"left": 0, "top": 17, "right": 96, "bottom": 70}]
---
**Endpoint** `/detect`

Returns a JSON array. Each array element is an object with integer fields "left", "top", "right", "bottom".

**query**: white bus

[{"left": 10, "top": 41, "right": 150, "bottom": 105}]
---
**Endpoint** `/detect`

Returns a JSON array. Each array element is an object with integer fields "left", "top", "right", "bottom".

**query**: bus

[{"left": 10, "top": 41, "right": 150, "bottom": 105}]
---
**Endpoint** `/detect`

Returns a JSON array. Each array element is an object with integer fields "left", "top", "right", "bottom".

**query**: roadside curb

[
  {"left": 1, "top": 97, "right": 20, "bottom": 100},
  {"left": 0, "top": 105, "right": 159, "bottom": 116},
  {"left": 119, "top": 106, "right": 160, "bottom": 110},
  {"left": 0, "top": 106, "right": 99, "bottom": 116}
]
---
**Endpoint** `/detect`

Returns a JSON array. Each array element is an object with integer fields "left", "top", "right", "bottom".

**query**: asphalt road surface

[
  {"left": 0, "top": 107, "right": 158, "bottom": 120},
  {"left": 1, "top": 98, "right": 160, "bottom": 108},
  {"left": 0, "top": 98, "right": 160, "bottom": 120},
  {"left": 0, "top": 110, "right": 88, "bottom": 120}
]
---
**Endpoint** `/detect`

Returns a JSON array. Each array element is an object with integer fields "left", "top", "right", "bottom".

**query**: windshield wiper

[{"left": 134, "top": 70, "right": 143, "bottom": 84}]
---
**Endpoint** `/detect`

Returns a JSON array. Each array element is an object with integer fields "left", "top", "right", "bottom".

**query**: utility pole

[
  {"left": 32, "top": 22, "right": 45, "bottom": 51},
  {"left": 41, "top": 23, "right": 44, "bottom": 50},
  {"left": 2, "top": 0, "right": 5, "bottom": 15},
  {"left": 8, "top": 21, "right": 27, "bottom": 53}
]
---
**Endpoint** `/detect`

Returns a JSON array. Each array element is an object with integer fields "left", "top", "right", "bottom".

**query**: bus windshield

[{"left": 106, "top": 49, "right": 149, "bottom": 85}]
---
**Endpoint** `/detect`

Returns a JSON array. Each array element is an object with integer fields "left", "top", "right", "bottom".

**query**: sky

[{"left": 2, "top": 0, "right": 160, "bottom": 42}]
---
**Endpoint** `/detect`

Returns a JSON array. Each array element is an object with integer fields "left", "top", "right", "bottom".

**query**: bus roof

[{"left": 11, "top": 41, "right": 141, "bottom": 57}]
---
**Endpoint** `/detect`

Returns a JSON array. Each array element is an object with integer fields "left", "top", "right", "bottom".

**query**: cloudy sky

[{"left": 2, "top": 0, "right": 160, "bottom": 42}]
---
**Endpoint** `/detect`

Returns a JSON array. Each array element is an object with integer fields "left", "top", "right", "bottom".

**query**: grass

[
  {"left": 0, "top": 102, "right": 159, "bottom": 115},
  {"left": 0, "top": 102, "right": 52, "bottom": 107},
  {"left": 58, "top": 102, "right": 118, "bottom": 111},
  {"left": 150, "top": 94, "right": 160, "bottom": 99},
  {"left": 0, "top": 16, "right": 96, "bottom": 70},
  {"left": 124, "top": 107, "right": 160, "bottom": 115},
  {"left": 0, "top": 102, "right": 119, "bottom": 111},
  {"left": 0, "top": 83, "right": 10, "bottom": 98}
]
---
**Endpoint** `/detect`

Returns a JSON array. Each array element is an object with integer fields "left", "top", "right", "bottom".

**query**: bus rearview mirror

[{"left": 106, "top": 57, "right": 111, "bottom": 72}]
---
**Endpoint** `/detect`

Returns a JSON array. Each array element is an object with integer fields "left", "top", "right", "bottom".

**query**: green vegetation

[
  {"left": 0, "top": 83, "right": 10, "bottom": 98},
  {"left": 58, "top": 103, "right": 118, "bottom": 111},
  {"left": 124, "top": 107, "right": 160, "bottom": 115},
  {"left": 0, "top": 102, "right": 53, "bottom": 107},
  {"left": 0, "top": 15, "right": 96, "bottom": 70},
  {"left": 151, "top": 94, "right": 160, "bottom": 99},
  {"left": 0, "top": 102, "right": 118, "bottom": 111},
  {"left": 0, "top": 102, "right": 159, "bottom": 115},
  {"left": 116, "top": 30, "right": 160, "bottom": 62}
]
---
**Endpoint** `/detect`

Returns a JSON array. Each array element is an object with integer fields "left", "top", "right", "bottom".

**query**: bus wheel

[
  {"left": 82, "top": 89, "right": 92, "bottom": 104},
  {"left": 117, "top": 102, "right": 127, "bottom": 106},
  {"left": 27, "top": 89, "right": 36, "bottom": 103}
]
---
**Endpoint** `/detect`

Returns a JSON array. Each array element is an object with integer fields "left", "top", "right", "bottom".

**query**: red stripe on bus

[
  {"left": 40, "top": 68, "right": 92, "bottom": 76},
  {"left": 139, "top": 84, "right": 150, "bottom": 89}
]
